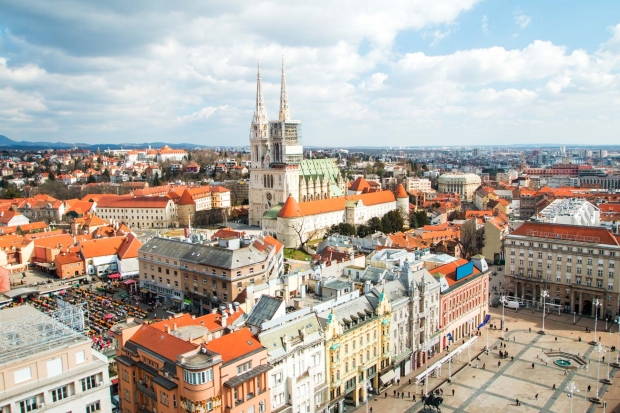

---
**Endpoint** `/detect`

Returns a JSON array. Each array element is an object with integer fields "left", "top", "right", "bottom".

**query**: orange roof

[
  {"left": 129, "top": 324, "right": 197, "bottom": 362},
  {"left": 80, "top": 237, "right": 125, "bottom": 258},
  {"left": 346, "top": 190, "right": 396, "bottom": 206},
  {"left": 395, "top": 184, "right": 408, "bottom": 199},
  {"left": 387, "top": 232, "right": 429, "bottom": 250},
  {"left": 430, "top": 258, "right": 482, "bottom": 287},
  {"left": 349, "top": 177, "right": 371, "bottom": 192},
  {"left": 211, "top": 228, "right": 246, "bottom": 240},
  {"left": 32, "top": 234, "right": 74, "bottom": 249},
  {"left": 510, "top": 222, "right": 619, "bottom": 246},
  {"left": 97, "top": 196, "right": 172, "bottom": 209},
  {"left": 54, "top": 252, "right": 83, "bottom": 265},
  {"left": 252, "top": 235, "right": 283, "bottom": 254},
  {"left": 118, "top": 234, "right": 142, "bottom": 259},
  {"left": 204, "top": 328, "right": 263, "bottom": 364},
  {"left": 278, "top": 196, "right": 305, "bottom": 218},
  {"left": 178, "top": 187, "right": 212, "bottom": 205}
]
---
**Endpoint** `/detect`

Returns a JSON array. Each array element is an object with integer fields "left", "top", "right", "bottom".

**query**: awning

[
  {"left": 140, "top": 288, "right": 149, "bottom": 293},
  {"left": 183, "top": 299, "right": 192, "bottom": 305},
  {"left": 111, "top": 378, "right": 118, "bottom": 385},
  {"left": 108, "top": 273, "right": 121, "bottom": 279},
  {"left": 123, "top": 280, "right": 136, "bottom": 285},
  {"left": 171, "top": 297, "right": 182, "bottom": 302},
  {"left": 380, "top": 370, "right": 396, "bottom": 384}
]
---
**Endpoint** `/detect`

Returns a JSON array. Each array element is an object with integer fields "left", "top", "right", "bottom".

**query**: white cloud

[
  {"left": 175, "top": 106, "right": 228, "bottom": 123},
  {"left": 360, "top": 73, "right": 388, "bottom": 91},
  {"left": 514, "top": 10, "right": 531, "bottom": 29}
]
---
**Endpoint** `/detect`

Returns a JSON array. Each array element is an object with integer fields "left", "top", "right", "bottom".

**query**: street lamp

[
  {"left": 422, "top": 343, "right": 430, "bottom": 397},
  {"left": 566, "top": 381, "right": 578, "bottom": 413},
  {"left": 615, "top": 319, "right": 620, "bottom": 367},
  {"left": 583, "top": 364, "right": 589, "bottom": 413},
  {"left": 595, "top": 343, "right": 606, "bottom": 400},
  {"left": 499, "top": 294, "right": 507, "bottom": 340},
  {"left": 606, "top": 325, "right": 613, "bottom": 384},
  {"left": 592, "top": 299, "right": 601, "bottom": 344},
  {"left": 541, "top": 290, "right": 549, "bottom": 334}
]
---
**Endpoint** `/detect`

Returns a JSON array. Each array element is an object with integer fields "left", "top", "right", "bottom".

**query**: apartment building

[
  {"left": 138, "top": 237, "right": 283, "bottom": 314},
  {"left": 431, "top": 256, "right": 490, "bottom": 348},
  {"left": 0, "top": 305, "right": 111, "bottom": 413},
  {"left": 177, "top": 186, "right": 231, "bottom": 227},
  {"left": 113, "top": 315, "right": 270, "bottom": 413},
  {"left": 504, "top": 222, "right": 620, "bottom": 318},
  {"left": 96, "top": 196, "right": 178, "bottom": 229},
  {"left": 258, "top": 312, "right": 328, "bottom": 413},
  {"left": 317, "top": 293, "right": 392, "bottom": 412},
  {"left": 405, "top": 178, "right": 432, "bottom": 193}
]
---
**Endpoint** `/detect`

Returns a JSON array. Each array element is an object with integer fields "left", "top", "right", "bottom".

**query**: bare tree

[
  {"left": 286, "top": 217, "right": 322, "bottom": 250},
  {"left": 459, "top": 218, "right": 484, "bottom": 260}
]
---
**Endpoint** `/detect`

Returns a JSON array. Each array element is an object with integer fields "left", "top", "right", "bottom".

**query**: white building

[
  {"left": 0, "top": 305, "right": 112, "bottom": 413},
  {"left": 259, "top": 311, "right": 328, "bottom": 413},
  {"left": 405, "top": 178, "right": 432, "bottom": 193},
  {"left": 536, "top": 198, "right": 600, "bottom": 227},
  {"left": 437, "top": 173, "right": 481, "bottom": 201}
]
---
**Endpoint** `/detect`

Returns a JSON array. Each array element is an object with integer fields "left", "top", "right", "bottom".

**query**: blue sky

[{"left": 1, "top": 1, "right": 620, "bottom": 147}]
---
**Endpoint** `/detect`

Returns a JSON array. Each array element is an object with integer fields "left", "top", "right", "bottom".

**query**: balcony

[{"left": 137, "top": 382, "right": 158, "bottom": 402}]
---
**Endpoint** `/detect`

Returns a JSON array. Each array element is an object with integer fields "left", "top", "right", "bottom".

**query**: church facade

[{"left": 248, "top": 60, "right": 347, "bottom": 226}]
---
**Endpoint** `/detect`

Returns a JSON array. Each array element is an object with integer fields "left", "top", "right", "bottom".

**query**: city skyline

[{"left": 1, "top": 1, "right": 620, "bottom": 146}]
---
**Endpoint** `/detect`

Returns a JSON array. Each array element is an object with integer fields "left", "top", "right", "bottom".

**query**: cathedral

[{"left": 248, "top": 60, "right": 347, "bottom": 226}]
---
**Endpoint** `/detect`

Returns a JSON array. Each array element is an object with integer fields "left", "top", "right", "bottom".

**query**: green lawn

[{"left": 283, "top": 248, "right": 312, "bottom": 261}]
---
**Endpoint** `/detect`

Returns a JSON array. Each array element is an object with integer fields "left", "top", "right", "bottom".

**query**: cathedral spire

[
  {"left": 279, "top": 56, "right": 290, "bottom": 121},
  {"left": 253, "top": 60, "right": 268, "bottom": 128}
]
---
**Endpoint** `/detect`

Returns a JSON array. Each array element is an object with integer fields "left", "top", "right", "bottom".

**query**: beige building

[
  {"left": 0, "top": 305, "right": 112, "bottom": 413},
  {"left": 96, "top": 195, "right": 178, "bottom": 229},
  {"left": 437, "top": 173, "right": 481, "bottom": 201},
  {"left": 177, "top": 186, "right": 231, "bottom": 226},
  {"left": 138, "top": 236, "right": 283, "bottom": 314},
  {"left": 504, "top": 222, "right": 620, "bottom": 318},
  {"left": 405, "top": 178, "right": 432, "bottom": 193}
]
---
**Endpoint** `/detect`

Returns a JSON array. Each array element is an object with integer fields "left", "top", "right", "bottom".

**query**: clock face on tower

[{"left": 266, "top": 193, "right": 272, "bottom": 201}]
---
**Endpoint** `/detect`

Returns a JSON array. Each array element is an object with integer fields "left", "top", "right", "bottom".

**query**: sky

[{"left": 1, "top": 1, "right": 620, "bottom": 147}]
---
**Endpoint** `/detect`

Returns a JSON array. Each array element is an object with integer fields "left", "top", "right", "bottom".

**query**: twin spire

[{"left": 252, "top": 57, "right": 290, "bottom": 125}]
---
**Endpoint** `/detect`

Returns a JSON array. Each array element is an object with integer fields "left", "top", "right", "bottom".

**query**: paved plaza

[{"left": 353, "top": 306, "right": 620, "bottom": 413}]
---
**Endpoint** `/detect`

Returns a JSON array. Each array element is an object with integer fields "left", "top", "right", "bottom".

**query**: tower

[
  {"left": 250, "top": 61, "right": 269, "bottom": 170},
  {"left": 395, "top": 184, "right": 410, "bottom": 229},
  {"left": 279, "top": 57, "right": 290, "bottom": 122}
]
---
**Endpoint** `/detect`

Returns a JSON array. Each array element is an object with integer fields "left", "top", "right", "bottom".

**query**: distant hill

[{"left": 0, "top": 135, "right": 205, "bottom": 150}]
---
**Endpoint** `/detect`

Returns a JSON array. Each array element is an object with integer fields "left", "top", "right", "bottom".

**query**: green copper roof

[
  {"left": 300, "top": 159, "right": 341, "bottom": 184},
  {"left": 262, "top": 203, "right": 283, "bottom": 220}
]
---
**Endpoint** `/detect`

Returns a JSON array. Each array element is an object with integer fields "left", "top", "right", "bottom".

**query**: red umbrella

[
  {"left": 108, "top": 273, "right": 121, "bottom": 279},
  {"left": 103, "top": 314, "right": 115, "bottom": 320}
]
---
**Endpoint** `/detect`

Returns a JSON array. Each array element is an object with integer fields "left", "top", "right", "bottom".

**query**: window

[
  {"left": 14, "top": 367, "right": 32, "bottom": 384},
  {"left": 51, "top": 385, "right": 68, "bottom": 402},
  {"left": 609, "top": 271, "right": 614, "bottom": 279},
  {"left": 47, "top": 357, "right": 63, "bottom": 377},
  {"left": 237, "top": 361, "right": 252, "bottom": 375},
  {"left": 161, "top": 392, "right": 169, "bottom": 406},
  {"left": 248, "top": 406, "right": 255, "bottom": 413},
  {"left": 81, "top": 374, "right": 97, "bottom": 391},
  {"left": 206, "top": 400, "right": 213, "bottom": 411},
  {"left": 608, "top": 283, "right": 614, "bottom": 291},
  {"left": 598, "top": 270, "right": 603, "bottom": 277},
  {"left": 184, "top": 369, "right": 213, "bottom": 385},
  {"left": 18, "top": 396, "right": 38, "bottom": 412},
  {"left": 566, "top": 277, "right": 571, "bottom": 284},
  {"left": 85, "top": 401, "right": 100, "bottom": 413},
  {"left": 597, "top": 280, "right": 603, "bottom": 288}
]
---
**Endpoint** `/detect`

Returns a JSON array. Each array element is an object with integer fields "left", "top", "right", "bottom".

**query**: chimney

[
  {"left": 165, "top": 325, "right": 170, "bottom": 334},
  {"left": 191, "top": 315, "right": 196, "bottom": 320},
  {"left": 172, "top": 322, "right": 177, "bottom": 331},
  {"left": 221, "top": 313, "right": 228, "bottom": 328},
  {"left": 228, "top": 303, "right": 233, "bottom": 314},
  {"left": 233, "top": 302, "right": 240, "bottom": 313}
]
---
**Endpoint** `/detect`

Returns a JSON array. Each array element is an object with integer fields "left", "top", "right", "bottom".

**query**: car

[{"left": 615, "top": 316, "right": 620, "bottom": 324}]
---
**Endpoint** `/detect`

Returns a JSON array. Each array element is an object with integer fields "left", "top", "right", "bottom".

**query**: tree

[
  {"left": 356, "top": 224, "right": 371, "bottom": 238},
  {"left": 2, "top": 187, "right": 22, "bottom": 199},
  {"left": 48, "top": 171, "right": 55, "bottom": 181},
  {"left": 380, "top": 210, "right": 404, "bottom": 234},
  {"left": 101, "top": 168, "right": 111, "bottom": 182},
  {"left": 286, "top": 218, "right": 322, "bottom": 250},
  {"left": 459, "top": 219, "right": 484, "bottom": 259},
  {"left": 409, "top": 210, "right": 430, "bottom": 229},
  {"left": 152, "top": 172, "right": 161, "bottom": 187},
  {"left": 87, "top": 175, "right": 97, "bottom": 184},
  {"left": 368, "top": 217, "right": 382, "bottom": 234},
  {"left": 326, "top": 223, "right": 357, "bottom": 237}
]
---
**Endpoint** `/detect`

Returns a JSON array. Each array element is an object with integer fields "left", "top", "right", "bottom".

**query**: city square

[{"left": 358, "top": 306, "right": 619, "bottom": 413}]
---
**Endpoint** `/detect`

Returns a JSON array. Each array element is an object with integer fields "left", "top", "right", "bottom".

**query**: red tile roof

[
  {"left": 430, "top": 258, "right": 481, "bottom": 287},
  {"left": 278, "top": 196, "right": 305, "bottom": 218},
  {"left": 130, "top": 324, "right": 197, "bottom": 362},
  {"left": 349, "top": 177, "right": 371, "bottom": 192},
  {"left": 510, "top": 222, "right": 620, "bottom": 246},
  {"left": 395, "top": 184, "right": 408, "bottom": 199},
  {"left": 97, "top": 195, "right": 172, "bottom": 209},
  {"left": 204, "top": 328, "right": 263, "bottom": 363},
  {"left": 80, "top": 237, "right": 125, "bottom": 258}
]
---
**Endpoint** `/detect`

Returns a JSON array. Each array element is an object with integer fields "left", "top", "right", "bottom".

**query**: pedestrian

[
  {"left": 555, "top": 337, "right": 557, "bottom": 341},
  {"left": 511, "top": 356, "right": 514, "bottom": 361},
  {"left": 588, "top": 385, "right": 591, "bottom": 392},
  {"left": 408, "top": 391, "right": 411, "bottom": 398},
  {"left": 552, "top": 384, "right": 556, "bottom": 390},
  {"left": 409, "top": 378, "right": 411, "bottom": 385},
  {"left": 413, "top": 394, "right": 416, "bottom": 402},
  {"left": 440, "top": 389, "right": 443, "bottom": 395},
  {"left": 529, "top": 327, "right": 531, "bottom": 333},
  {"left": 452, "top": 389, "right": 455, "bottom": 396},
  {"left": 394, "top": 390, "right": 396, "bottom": 397},
  {"left": 602, "top": 356, "right": 605, "bottom": 362},
  {"left": 401, "top": 393, "right": 404, "bottom": 399},
  {"left": 370, "top": 408, "right": 373, "bottom": 413},
  {"left": 498, "top": 361, "right": 501, "bottom": 367},
  {"left": 483, "top": 363, "right": 486, "bottom": 369},
  {"left": 397, "top": 378, "right": 401, "bottom": 385},
  {"left": 535, "top": 393, "right": 538, "bottom": 400},
  {"left": 513, "top": 336, "right": 516, "bottom": 342},
  {"left": 385, "top": 392, "right": 387, "bottom": 399},
  {"left": 532, "top": 363, "right": 535, "bottom": 369},
  {"left": 516, "top": 398, "right": 520, "bottom": 406},
  {"left": 564, "top": 370, "right": 567, "bottom": 376},
  {"left": 396, "top": 391, "right": 399, "bottom": 398}
]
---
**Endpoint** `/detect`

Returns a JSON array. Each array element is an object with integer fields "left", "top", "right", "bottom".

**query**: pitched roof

[
  {"left": 278, "top": 196, "right": 304, "bottom": 218},
  {"left": 129, "top": 324, "right": 197, "bottom": 362},
  {"left": 395, "top": 184, "right": 408, "bottom": 199},
  {"left": 510, "top": 222, "right": 619, "bottom": 246},
  {"left": 349, "top": 177, "right": 371, "bottom": 192},
  {"left": 430, "top": 258, "right": 481, "bottom": 287},
  {"left": 204, "top": 328, "right": 264, "bottom": 364},
  {"left": 54, "top": 252, "right": 83, "bottom": 265},
  {"left": 80, "top": 237, "right": 125, "bottom": 258},
  {"left": 246, "top": 295, "right": 283, "bottom": 328},
  {"left": 118, "top": 234, "right": 142, "bottom": 259},
  {"left": 96, "top": 195, "right": 172, "bottom": 209}
]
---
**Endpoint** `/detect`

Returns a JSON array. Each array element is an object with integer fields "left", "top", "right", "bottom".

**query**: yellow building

[{"left": 319, "top": 292, "right": 392, "bottom": 412}]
